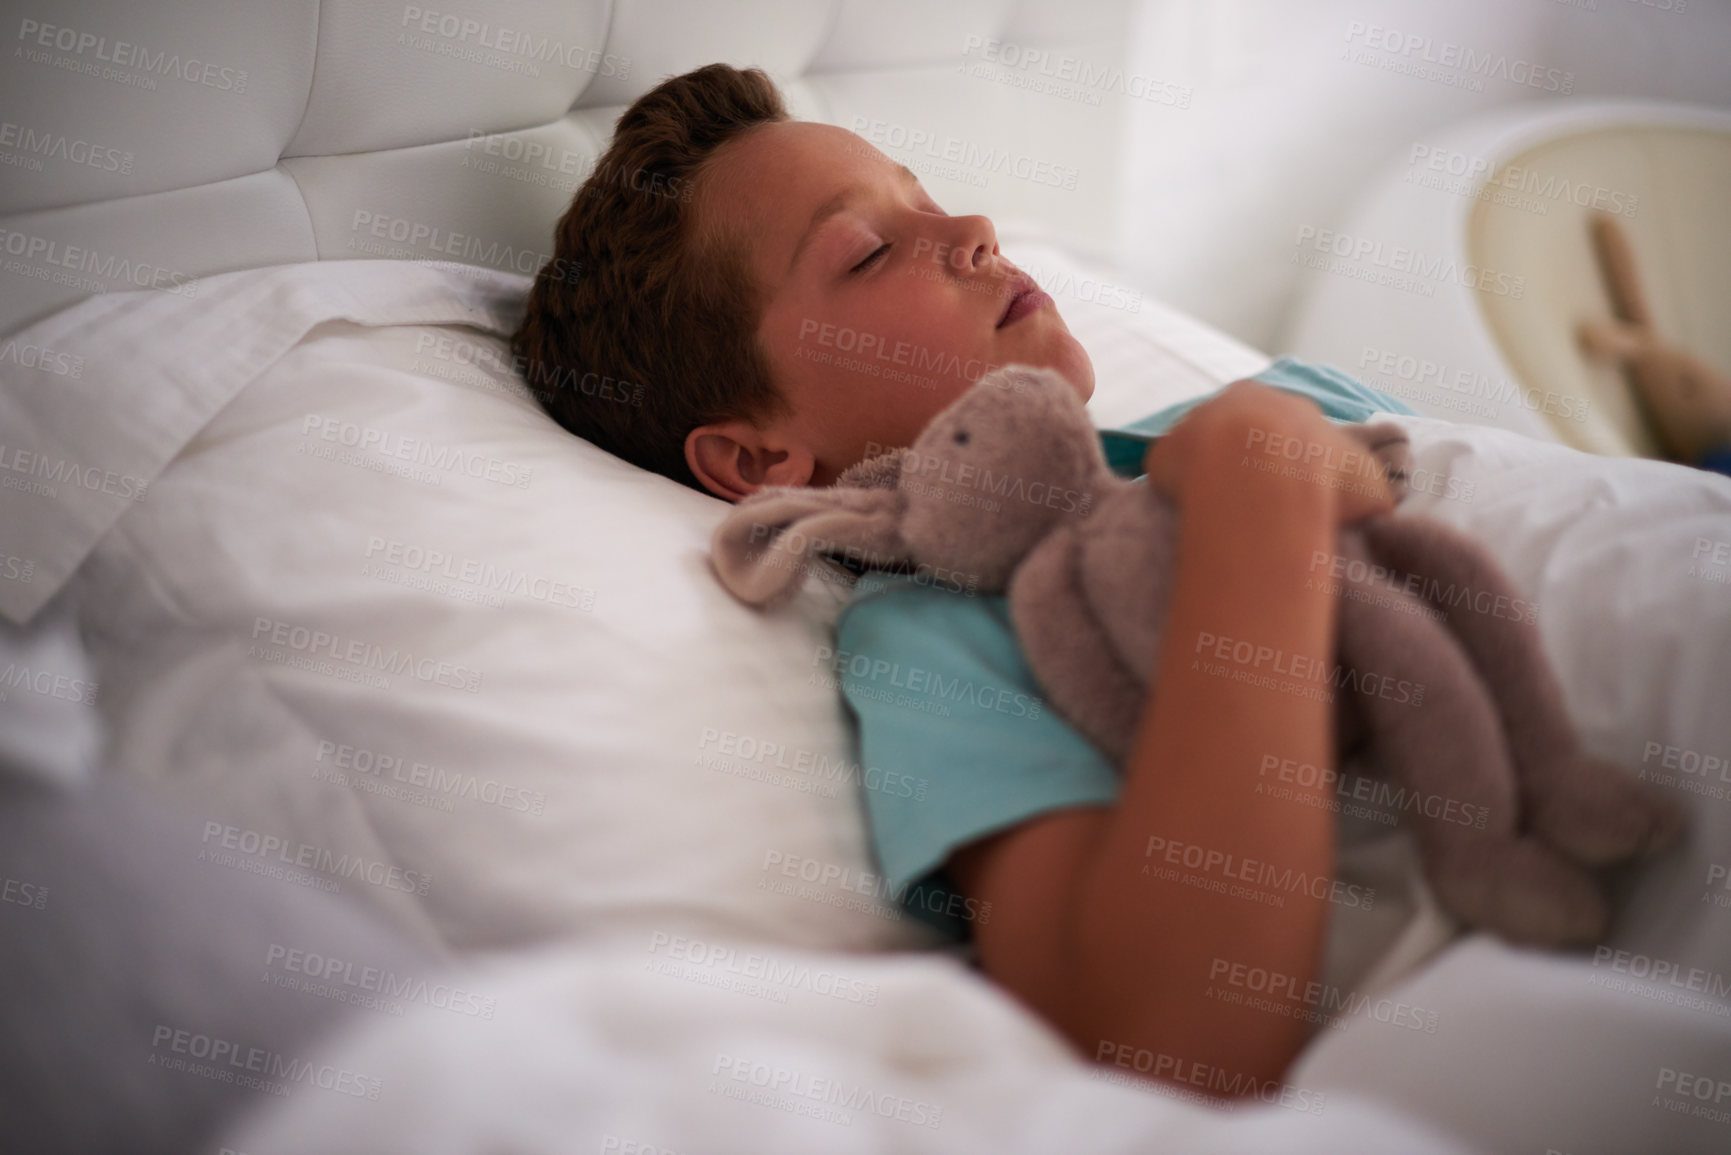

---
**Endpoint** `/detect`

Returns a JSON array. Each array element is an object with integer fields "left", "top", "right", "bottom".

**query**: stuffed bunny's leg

[
  {"left": 1359, "top": 516, "right": 1687, "bottom": 866},
  {"left": 1334, "top": 532, "right": 1610, "bottom": 946}
]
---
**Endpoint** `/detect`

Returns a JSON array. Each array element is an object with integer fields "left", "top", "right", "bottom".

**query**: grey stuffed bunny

[{"left": 711, "top": 364, "right": 1686, "bottom": 946}]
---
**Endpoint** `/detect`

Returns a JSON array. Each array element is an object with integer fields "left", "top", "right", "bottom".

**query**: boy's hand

[{"left": 1142, "top": 379, "right": 1395, "bottom": 524}]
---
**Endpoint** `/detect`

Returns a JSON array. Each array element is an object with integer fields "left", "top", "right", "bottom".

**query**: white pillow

[{"left": 72, "top": 315, "right": 908, "bottom": 954}]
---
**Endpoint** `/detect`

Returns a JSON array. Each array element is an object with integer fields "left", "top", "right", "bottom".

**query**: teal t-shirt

[{"left": 833, "top": 357, "right": 1418, "bottom": 939}]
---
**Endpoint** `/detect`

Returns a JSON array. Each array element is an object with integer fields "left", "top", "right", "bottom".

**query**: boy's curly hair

[{"left": 511, "top": 64, "right": 792, "bottom": 493}]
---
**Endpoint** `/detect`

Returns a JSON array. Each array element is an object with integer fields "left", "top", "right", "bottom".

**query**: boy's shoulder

[{"left": 836, "top": 571, "right": 1022, "bottom": 675}]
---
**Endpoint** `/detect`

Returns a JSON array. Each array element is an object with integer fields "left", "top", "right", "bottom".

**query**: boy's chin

[
  {"left": 1037, "top": 344, "right": 1096, "bottom": 402},
  {"left": 998, "top": 356, "right": 1093, "bottom": 402}
]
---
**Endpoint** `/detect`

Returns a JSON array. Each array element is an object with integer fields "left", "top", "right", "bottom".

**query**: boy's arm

[{"left": 948, "top": 381, "right": 1390, "bottom": 1097}]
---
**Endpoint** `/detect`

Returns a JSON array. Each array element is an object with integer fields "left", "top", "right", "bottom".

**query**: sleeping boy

[{"left": 513, "top": 64, "right": 1442, "bottom": 1100}]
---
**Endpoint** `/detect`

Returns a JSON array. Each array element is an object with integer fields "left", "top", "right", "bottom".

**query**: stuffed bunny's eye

[{"left": 953, "top": 430, "right": 970, "bottom": 446}]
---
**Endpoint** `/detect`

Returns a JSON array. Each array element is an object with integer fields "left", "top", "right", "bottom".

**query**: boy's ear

[{"left": 686, "top": 419, "right": 816, "bottom": 502}]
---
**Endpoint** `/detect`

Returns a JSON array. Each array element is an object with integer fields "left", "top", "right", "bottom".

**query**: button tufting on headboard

[{"left": 0, "top": 0, "right": 1131, "bottom": 336}]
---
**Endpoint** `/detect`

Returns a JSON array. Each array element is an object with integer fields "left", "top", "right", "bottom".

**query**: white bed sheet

[
  {"left": 224, "top": 939, "right": 1475, "bottom": 1155},
  {"left": 4, "top": 260, "right": 1729, "bottom": 1152}
]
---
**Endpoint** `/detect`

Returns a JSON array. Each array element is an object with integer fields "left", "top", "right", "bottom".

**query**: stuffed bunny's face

[{"left": 892, "top": 365, "right": 1107, "bottom": 590}]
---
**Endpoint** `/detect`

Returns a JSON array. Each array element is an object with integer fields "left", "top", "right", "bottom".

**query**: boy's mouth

[{"left": 997, "top": 273, "right": 1053, "bottom": 329}]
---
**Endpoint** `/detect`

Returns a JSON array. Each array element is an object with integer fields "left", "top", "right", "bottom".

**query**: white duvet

[{"left": 3, "top": 259, "right": 1729, "bottom": 1154}]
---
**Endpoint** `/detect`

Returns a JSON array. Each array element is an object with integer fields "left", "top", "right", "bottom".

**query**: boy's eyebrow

[{"left": 789, "top": 163, "right": 920, "bottom": 273}]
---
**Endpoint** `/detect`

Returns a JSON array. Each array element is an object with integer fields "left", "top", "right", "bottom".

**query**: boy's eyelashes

[{"left": 850, "top": 242, "right": 891, "bottom": 274}]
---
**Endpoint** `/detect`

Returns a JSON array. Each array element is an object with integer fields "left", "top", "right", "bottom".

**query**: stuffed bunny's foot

[
  {"left": 1527, "top": 756, "right": 1689, "bottom": 867},
  {"left": 1427, "top": 835, "right": 1610, "bottom": 947}
]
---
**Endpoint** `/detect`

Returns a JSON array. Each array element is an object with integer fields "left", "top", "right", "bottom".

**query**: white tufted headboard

[{"left": 0, "top": 0, "right": 1134, "bottom": 337}]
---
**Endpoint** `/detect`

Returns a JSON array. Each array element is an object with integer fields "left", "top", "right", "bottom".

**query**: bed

[{"left": 3, "top": 2, "right": 1730, "bottom": 1153}]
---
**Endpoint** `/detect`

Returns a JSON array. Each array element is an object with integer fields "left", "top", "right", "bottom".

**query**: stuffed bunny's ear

[{"left": 710, "top": 488, "right": 907, "bottom": 608}]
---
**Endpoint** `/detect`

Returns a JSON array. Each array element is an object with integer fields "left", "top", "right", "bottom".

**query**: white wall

[
  {"left": 805, "top": 0, "right": 1138, "bottom": 261},
  {"left": 1110, "top": 0, "right": 1731, "bottom": 352}
]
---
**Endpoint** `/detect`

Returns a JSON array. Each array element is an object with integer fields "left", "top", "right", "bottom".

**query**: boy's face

[{"left": 697, "top": 120, "right": 1094, "bottom": 489}]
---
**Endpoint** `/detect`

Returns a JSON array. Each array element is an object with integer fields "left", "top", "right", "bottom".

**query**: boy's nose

[{"left": 944, "top": 214, "right": 998, "bottom": 273}]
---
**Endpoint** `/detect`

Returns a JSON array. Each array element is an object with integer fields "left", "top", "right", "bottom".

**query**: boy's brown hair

[{"left": 512, "top": 64, "right": 791, "bottom": 492}]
